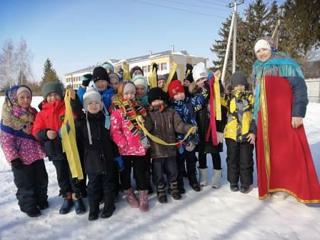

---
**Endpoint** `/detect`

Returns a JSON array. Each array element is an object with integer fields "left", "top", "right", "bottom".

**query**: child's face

[
  {"left": 173, "top": 92, "right": 185, "bottom": 101},
  {"left": 17, "top": 91, "right": 31, "bottom": 109},
  {"left": 196, "top": 77, "right": 207, "bottom": 88},
  {"left": 255, "top": 48, "right": 271, "bottom": 62},
  {"left": 158, "top": 80, "right": 165, "bottom": 88},
  {"left": 151, "top": 99, "right": 164, "bottom": 107},
  {"left": 234, "top": 84, "right": 245, "bottom": 92},
  {"left": 110, "top": 78, "right": 120, "bottom": 91},
  {"left": 135, "top": 85, "right": 145, "bottom": 97},
  {"left": 123, "top": 90, "right": 136, "bottom": 101},
  {"left": 46, "top": 92, "right": 61, "bottom": 103},
  {"left": 95, "top": 80, "right": 108, "bottom": 91},
  {"left": 183, "top": 79, "right": 191, "bottom": 87},
  {"left": 87, "top": 101, "right": 101, "bottom": 114}
]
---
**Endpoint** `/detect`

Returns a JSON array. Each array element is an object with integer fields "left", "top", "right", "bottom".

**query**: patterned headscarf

[{"left": 1, "top": 85, "right": 37, "bottom": 131}]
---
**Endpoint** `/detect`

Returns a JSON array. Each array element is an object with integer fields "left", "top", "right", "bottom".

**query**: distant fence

[{"left": 306, "top": 78, "right": 320, "bottom": 103}]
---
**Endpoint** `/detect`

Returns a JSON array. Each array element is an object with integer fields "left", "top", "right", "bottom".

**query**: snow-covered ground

[{"left": 0, "top": 97, "right": 319, "bottom": 240}]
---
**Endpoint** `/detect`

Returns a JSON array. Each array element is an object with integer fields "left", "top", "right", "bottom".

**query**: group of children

[
  {"left": 0, "top": 60, "right": 258, "bottom": 221},
  {"left": 2, "top": 37, "right": 319, "bottom": 223}
]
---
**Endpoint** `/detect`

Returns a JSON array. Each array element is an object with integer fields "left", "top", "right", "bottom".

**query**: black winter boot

[
  {"left": 37, "top": 200, "right": 49, "bottom": 210},
  {"left": 25, "top": 208, "right": 41, "bottom": 217},
  {"left": 74, "top": 198, "right": 86, "bottom": 214},
  {"left": 177, "top": 178, "right": 186, "bottom": 194},
  {"left": 189, "top": 175, "right": 201, "bottom": 192},
  {"left": 88, "top": 199, "right": 100, "bottom": 221},
  {"left": 101, "top": 204, "right": 116, "bottom": 218},
  {"left": 59, "top": 193, "right": 73, "bottom": 214},
  {"left": 230, "top": 183, "right": 239, "bottom": 192},
  {"left": 170, "top": 181, "right": 182, "bottom": 200},
  {"left": 157, "top": 184, "right": 167, "bottom": 203}
]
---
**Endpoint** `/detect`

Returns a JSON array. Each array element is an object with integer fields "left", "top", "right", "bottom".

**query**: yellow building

[{"left": 64, "top": 50, "right": 207, "bottom": 88}]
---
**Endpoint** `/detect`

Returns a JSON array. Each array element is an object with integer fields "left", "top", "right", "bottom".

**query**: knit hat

[
  {"left": 83, "top": 87, "right": 102, "bottom": 111},
  {"left": 17, "top": 86, "right": 32, "bottom": 97},
  {"left": 130, "top": 66, "right": 144, "bottom": 78},
  {"left": 158, "top": 74, "right": 167, "bottom": 81},
  {"left": 193, "top": 62, "right": 207, "bottom": 82},
  {"left": 148, "top": 87, "right": 168, "bottom": 104},
  {"left": 230, "top": 71, "right": 248, "bottom": 87},
  {"left": 41, "top": 81, "right": 64, "bottom": 99},
  {"left": 80, "top": 73, "right": 92, "bottom": 82},
  {"left": 102, "top": 61, "right": 114, "bottom": 73},
  {"left": 167, "top": 80, "right": 184, "bottom": 99},
  {"left": 123, "top": 81, "right": 136, "bottom": 95},
  {"left": 132, "top": 75, "right": 148, "bottom": 92},
  {"left": 254, "top": 39, "right": 271, "bottom": 53},
  {"left": 108, "top": 72, "right": 120, "bottom": 83},
  {"left": 92, "top": 66, "right": 109, "bottom": 83}
]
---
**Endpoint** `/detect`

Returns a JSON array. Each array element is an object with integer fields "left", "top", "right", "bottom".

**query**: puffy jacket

[
  {"left": 145, "top": 107, "right": 192, "bottom": 159},
  {"left": 223, "top": 90, "right": 255, "bottom": 142},
  {"left": 110, "top": 108, "right": 147, "bottom": 156}
]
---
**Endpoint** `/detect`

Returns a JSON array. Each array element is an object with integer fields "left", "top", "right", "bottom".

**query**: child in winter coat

[
  {"left": 32, "top": 81, "right": 86, "bottom": 214},
  {"left": 110, "top": 81, "right": 150, "bottom": 212},
  {"left": 144, "top": 88, "right": 195, "bottom": 203},
  {"left": 223, "top": 71, "right": 255, "bottom": 193},
  {"left": 0, "top": 85, "right": 48, "bottom": 217},
  {"left": 108, "top": 72, "right": 121, "bottom": 93},
  {"left": 168, "top": 69, "right": 208, "bottom": 193},
  {"left": 77, "top": 66, "right": 114, "bottom": 129},
  {"left": 132, "top": 75, "right": 149, "bottom": 107},
  {"left": 76, "top": 87, "right": 119, "bottom": 221},
  {"left": 196, "top": 72, "right": 227, "bottom": 189}
]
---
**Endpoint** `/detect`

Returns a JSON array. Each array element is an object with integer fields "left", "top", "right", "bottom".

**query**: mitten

[{"left": 81, "top": 74, "right": 93, "bottom": 87}]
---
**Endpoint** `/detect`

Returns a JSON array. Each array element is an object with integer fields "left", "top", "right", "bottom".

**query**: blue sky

[{"left": 0, "top": 0, "right": 255, "bottom": 81}]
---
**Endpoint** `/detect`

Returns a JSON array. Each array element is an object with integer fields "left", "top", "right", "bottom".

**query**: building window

[
  {"left": 142, "top": 66, "right": 147, "bottom": 73},
  {"left": 161, "top": 63, "right": 167, "bottom": 71}
]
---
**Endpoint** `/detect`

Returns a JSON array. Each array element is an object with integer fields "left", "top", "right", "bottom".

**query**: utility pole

[{"left": 221, "top": 0, "right": 244, "bottom": 83}]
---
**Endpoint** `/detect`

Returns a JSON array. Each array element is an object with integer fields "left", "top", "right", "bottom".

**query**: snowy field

[{"left": 0, "top": 97, "right": 319, "bottom": 240}]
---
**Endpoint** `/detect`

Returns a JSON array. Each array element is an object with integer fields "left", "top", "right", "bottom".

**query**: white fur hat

[
  {"left": 192, "top": 62, "right": 207, "bottom": 81},
  {"left": 83, "top": 87, "right": 102, "bottom": 111},
  {"left": 254, "top": 39, "right": 271, "bottom": 53}
]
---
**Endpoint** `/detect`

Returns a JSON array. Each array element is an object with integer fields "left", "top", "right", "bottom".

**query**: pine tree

[
  {"left": 210, "top": 0, "right": 281, "bottom": 86},
  {"left": 41, "top": 58, "right": 59, "bottom": 86},
  {"left": 281, "top": 0, "right": 320, "bottom": 60}
]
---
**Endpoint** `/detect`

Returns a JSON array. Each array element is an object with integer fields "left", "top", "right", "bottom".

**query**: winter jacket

[
  {"left": 196, "top": 103, "right": 227, "bottom": 153},
  {"left": 223, "top": 90, "right": 255, "bottom": 142},
  {"left": 32, "top": 100, "right": 66, "bottom": 161},
  {"left": 77, "top": 86, "right": 114, "bottom": 111},
  {"left": 76, "top": 112, "right": 117, "bottom": 175},
  {"left": 110, "top": 108, "right": 147, "bottom": 156},
  {"left": 0, "top": 113, "right": 45, "bottom": 165},
  {"left": 145, "top": 107, "right": 193, "bottom": 159},
  {"left": 171, "top": 87, "right": 208, "bottom": 145}
]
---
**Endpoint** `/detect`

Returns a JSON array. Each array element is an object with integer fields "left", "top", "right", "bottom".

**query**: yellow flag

[
  {"left": 61, "top": 89, "right": 83, "bottom": 180},
  {"left": 164, "top": 61, "right": 177, "bottom": 92},
  {"left": 149, "top": 63, "right": 158, "bottom": 88},
  {"left": 214, "top": 70, "right": 222, "bottom": 121},
  {"left": 122, "top": 61, "right": 131, "bottom": 81}
]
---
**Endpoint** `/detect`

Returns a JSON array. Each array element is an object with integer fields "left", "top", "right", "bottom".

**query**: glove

[
  {"left": 114, "top": 156, "right": 124, "bottom": 171},
  {"left": 217, "top": 132, "right": 224, "bottom": 143},
  {"left": 81, "top": 74, "right": 92, "bottom": 87},
  {"left": 11, "top": 158, "right": 23, "bottom": 169},
  {"left": 185, "top": 142, "right": 196, "bottom": 152}
]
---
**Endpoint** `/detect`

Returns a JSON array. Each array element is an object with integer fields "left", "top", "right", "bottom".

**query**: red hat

[{"left": 167, "top": 80, "right": 184, "bottom": 99}]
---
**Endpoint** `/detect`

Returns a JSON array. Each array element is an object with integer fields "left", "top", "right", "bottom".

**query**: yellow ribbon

[
  {"left": 214, "top": 70, "right": 222, "bottom": 121},
  {"left": 61, "top": 89, "right": 83, "bottom": 180},
  {"left": 164, "top": 61, "right": 177, "bottom": 92},
  {"left": 136, "top": 116, "right": 196, "bottom": 146}
]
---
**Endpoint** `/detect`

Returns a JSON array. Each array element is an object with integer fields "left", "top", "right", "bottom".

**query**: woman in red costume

[{"left": 252, "top": 38, "right": 320, "bottom": 203}]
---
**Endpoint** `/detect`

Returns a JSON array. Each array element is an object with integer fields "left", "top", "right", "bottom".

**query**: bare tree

[
  {"left": 0, "top": 40, "right": 15, "bottom": 89},
  {"left": 15, "top": 38, "right": 34, "bottom": 85}
]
